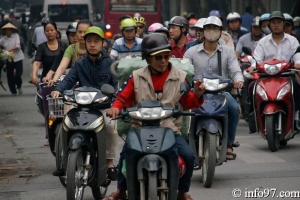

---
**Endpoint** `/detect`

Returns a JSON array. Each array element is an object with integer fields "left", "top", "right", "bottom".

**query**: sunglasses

[
  {"left": 137, "top": 25, "right": 144, "bottom": 29},
  {"left": 152, "top": 54, "right": 170, "bottom": 61}
]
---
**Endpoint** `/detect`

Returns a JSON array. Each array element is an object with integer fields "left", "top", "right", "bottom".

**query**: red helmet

[
  {"left": 178, "top": 155, "right": 186, "bottom": 178},
  {"left": 188, "top": 18, "right": 198, "bottom": 28}
]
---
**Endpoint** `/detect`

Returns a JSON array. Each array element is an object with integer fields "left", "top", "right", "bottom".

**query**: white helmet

[
  {"left": 226, "top": 12, "right": 241, "bottom": 22},
  {"left": 194, "top": 18, "right": 206, "bottom": 29},
  {"left": 204, "top": 16, "right": 223, "bottom": 28},
  {"left": 294, "top": 16, "right": 300, "bottom": 27}
]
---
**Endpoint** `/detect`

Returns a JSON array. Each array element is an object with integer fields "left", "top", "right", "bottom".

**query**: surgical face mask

[
  {"left": 261, "top": 26, "right": 271, "bottom": 34},
  {"left": 204, "top": 29, "right": 221, "bottom": 42},
  {"left": 189, "top": 29, "right": 196, "bottom": 38}
]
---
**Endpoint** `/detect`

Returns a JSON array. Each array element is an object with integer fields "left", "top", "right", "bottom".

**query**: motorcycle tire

[
  {"left": 66, "top": 148, "right": 85, "bottom": 200},
  {"left": 91, "top": 186, "right": 108, "bottom": 199},
  {"left": 202, "top": 133, "right": 217, "bottom": 188},
  {"left": 147, "top": 171, "right": 158, "bottom": 200},
  {"left": 54, "top": 125, "right": 66, "bottom": 188},
  {"left": 265, "top": 115, "right": 280, "bottom": 152}
]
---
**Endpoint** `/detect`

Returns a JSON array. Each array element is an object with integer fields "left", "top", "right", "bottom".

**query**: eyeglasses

[
  {"left": 152, "top": 54, "right": 170, "bottom": 61},
  {"left": 137, "top": 25, "right": 144, "bottom": 29}
]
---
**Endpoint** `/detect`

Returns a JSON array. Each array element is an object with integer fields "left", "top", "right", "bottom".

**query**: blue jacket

[{"left": 56, "top": 54, "right": 118, "bottom": 95}]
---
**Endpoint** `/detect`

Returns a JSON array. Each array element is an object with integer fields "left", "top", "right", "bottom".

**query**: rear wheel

[
  {"left": 66, "top": 148, "right": 85, "bottom": 200},
  {"left": 202, "top": 133, "right": 217, "bottom": 188},
  {"left": 265, "top": 115, "right": 280, "bottom": 152}
]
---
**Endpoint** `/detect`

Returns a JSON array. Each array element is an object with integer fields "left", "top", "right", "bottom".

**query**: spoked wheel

[
  {"left": 66, "top": 148, "right": 85, "bottom": 200},
  {"left": 202, "top": 133, "right": 217, "bottom": 188},
  {"left": 147, "top": 171, "right": 158, "bottom": 200},
  {"left": 54, "top": 125, "right": 66, "bottom": 188},
  {"left": 265, "top": 115, "right": 280, "bottom": 152}
]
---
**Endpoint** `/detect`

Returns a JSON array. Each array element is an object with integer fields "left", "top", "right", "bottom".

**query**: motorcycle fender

[
  {"left": 196, "top": 118, "right": 221, "bottom": 134},
  {"left": 68, "top": 133, "right": 86, "bottom": 150},
  {"left": 137, "top": 155, "right": 167, "bottom": 180},
  {"left": 263, "top": 103, "right": 285, "bottom": 115}
]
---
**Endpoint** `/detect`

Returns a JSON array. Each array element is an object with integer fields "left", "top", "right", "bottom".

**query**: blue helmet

[
  {"left": 209, "top": 10, "right": 222, "bottom": 18},
  {"left": 259, "top": 13, "right": 270, "bottom": 26}
]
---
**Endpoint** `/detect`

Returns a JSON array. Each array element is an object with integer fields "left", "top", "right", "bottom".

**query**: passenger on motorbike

[
  {"left": 186, "top": 18, "right": 206, "bottom": 50},
  {"left": 50, "top": 26, "right": 119, "bottom": 180},
  {"left": 184, "top": 16, "right": 244, "bottom": 159},
  {"left": 104, "top": 33, "right": 206, "bottom": 200},
  {"left": 247, "top": 11, "right": 300, "bottom": 130},
  {"left": 259, "top": 13, "right": 271, "bottom": 35},
  {"left": 226, "top": 12, "right": 248, "bottom": 48}
]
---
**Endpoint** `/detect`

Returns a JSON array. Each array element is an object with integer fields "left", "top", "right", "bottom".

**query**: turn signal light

[{"left": 105, "top": 31, "right": 113, "bottom": 38}]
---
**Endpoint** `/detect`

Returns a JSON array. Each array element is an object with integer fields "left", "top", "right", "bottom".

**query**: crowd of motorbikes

[{"left": 27, "top": 44, "right": 300, "bottom": 199}]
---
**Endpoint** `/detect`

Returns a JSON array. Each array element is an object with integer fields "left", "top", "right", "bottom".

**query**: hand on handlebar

[
  {"left": 106, "top": 108, "right": 121, "bottom": 120},
  {"left": 294, "top": 64, "right": 300, "bottom": 70},
  {"left": 51, "top": 91, "right": 61, "bottom": 98},
  {"left": 233, "top": 81, "right": 243, "bottom": 89},
  {"left": 48, "top": 79, "right": 57, "bottom": 86},
  {"left": 246, "top": 66, "right": 256, "bottom": 73}
]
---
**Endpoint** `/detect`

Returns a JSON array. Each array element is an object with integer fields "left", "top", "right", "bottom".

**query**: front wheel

[
  {"left": 202, "top": 133, "right": 217, "bottom": 188},
  {"left": 147, "top": 171, "right": 157, "bottom": 200},
  {"left": 54, "top": 125, "right": 66, "bottom": 188},
  {"left": 265, "top": 115, "right": 280, "bottom": 152},
  {"left": 66, "top": 148, "right": 85, "bottom": 200}
]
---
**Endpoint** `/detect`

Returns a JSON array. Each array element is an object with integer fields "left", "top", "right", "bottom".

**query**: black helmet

[
  {"left": 154, "top": 27, "right": 170, "bottom": 38},
  {"left": 141, "top": 33, "right": 171, "bottom": 60},
  {"left": 169, "top": 16, "right": 188, "bottom": 29},
  {"left": 269, "top": 11, "right": 285, "bottom": 21},
  {"left": 66, "top": 22, "right": 78, "bottom": 35}
]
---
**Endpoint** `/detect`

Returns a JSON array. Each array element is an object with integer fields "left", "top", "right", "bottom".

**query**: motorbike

[
  {"left": 189, "top": 73, "right": 231, "bottom": 188},
  {"left": 101, "top": 83, "right": 194, "bottom": 200},
  {"left": 60, "top": 86, "right": 111, "bottom": 200},
  {"left": 243, "top": 47, "right": 300, "bottom": 152}
]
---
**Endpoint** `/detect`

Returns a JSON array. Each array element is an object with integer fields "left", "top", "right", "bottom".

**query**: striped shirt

[{"left": 110, "top": 37, "right": 142, "bottom": 60}]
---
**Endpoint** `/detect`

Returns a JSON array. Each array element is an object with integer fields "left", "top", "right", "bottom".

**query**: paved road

[{"left": 1, "top": 57, "right": 300, "bottom": 200}]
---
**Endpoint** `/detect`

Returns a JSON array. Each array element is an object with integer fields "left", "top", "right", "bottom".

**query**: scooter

[
  {"left": 189, "top": 73, "right": 231, "bottom": 188},
  {"left": 60, "top": 86, "right": 111, "bottom": 200},
  {"left": 101, "top": 83, "right": 193, "bottom": 200},
  {"left": 243, "top": 47, "right": 300, "bottom": 152}
]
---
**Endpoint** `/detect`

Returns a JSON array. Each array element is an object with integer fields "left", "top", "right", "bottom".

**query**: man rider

[
  {"left": 184, "top": 16, "right": 244, "bottom": 160},
  {"left": 103, "top": 33, "right": 206, "bottom": 200},
  {"left": 51, "top": 26, "right": 119, "bottom": 180}
]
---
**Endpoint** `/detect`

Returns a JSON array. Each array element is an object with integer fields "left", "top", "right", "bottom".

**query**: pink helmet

[{"left": 148, "top": 22, "right": 164, "bottom": 33}]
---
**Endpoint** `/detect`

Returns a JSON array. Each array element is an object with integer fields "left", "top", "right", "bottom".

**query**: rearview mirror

[
  {"left": 101, "top": 84, "right": 115, "bottom": 98},
  {"left": 180, "top": 82, "right": 190, "bottom": 96}
]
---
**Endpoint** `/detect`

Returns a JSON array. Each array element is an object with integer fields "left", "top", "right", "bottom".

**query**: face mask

[
  {"left": 204, "top": 29, "right": 221, "bottom": 42},
  {"left": 262, "top": 26, "right": 271, "bottom": 34},
  {"left": 189, "top": 29, "right": 196, "bottom": 38}
]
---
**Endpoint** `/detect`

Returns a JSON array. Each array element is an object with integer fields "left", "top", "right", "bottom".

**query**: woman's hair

[
  {"left": 76, "top": 19, "right": 93, "bottom": 31},
  {"left": 43, "top": 21, "right": 58, "bottom": 31}
]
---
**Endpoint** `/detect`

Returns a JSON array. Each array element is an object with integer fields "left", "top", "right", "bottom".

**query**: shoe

[
  {"left": 107, "top": 166, "right": 118, "bottom": 181},
  {"left": 102, "top": 189, "right": 127, "bottom": 200},
  {"left": 52, "top": 169, "right": 64, "bottom": 176},
  {"left": 226, "top": 146, "right": 236, "bottom": 161},
  {"left": 17, "top": 87, "right": 23, "bottom": 95},
  {"left": 177, "top": 191, "right": 193, "bottom": 200}
]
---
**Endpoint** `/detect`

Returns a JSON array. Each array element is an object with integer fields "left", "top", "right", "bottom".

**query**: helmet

[
  {"left": 66, "top": 22, "right": 78, "bottom": 35},
  {"left": 283, "top": 13, "right": 294, "bottom": 26},
  {"left": 84, "top": 26, "right": 105, "bottom": 40},
  {"left": 120, "top": 18, "right": 136, "bottom": 31},
  {"left": 41, "top": 17, "right": 50, "bottom": 26},
  {"left": 148, "top": 23, "right": 164, "bottom": 33},
  {"left": 251, "top": 16, "right": 260, "bottom": 26},
  {"left": 194, "top": 18, "right": 206, "bottom": 29},
  {"left": 154, "top": 27, "right": 169, "bottom": 38},
  {"left": 209, "top": 10, "right": 222, "bottom": 18},
  {"left": 169, "top": 16, "right": 188, "bottom": 29},
  {"left": 188, "top": 18, "right": 198, "bottom": 28},
  {"left": 269, "top": 11, "right": 285, "bottom": 21},
  {"left": 134, "top": 16, "right": 146, "bottom": 25},
  {"left": 133, "top": 12, "right": 141, "bottom": 18},
  {"left": 187, "top": 13, "right": 196, "bottom": 20},
  {"left": 204, "top": 16, "right": 223, "bottom": 28},
  {"left": 178, "top": 156, "right": 186, "bottom": 178},
  {"left": 294, "top": 16, "right": 300, "bottom": 27},
  {"left": 259, "top": 13, "right": 270, "bottom": 22},
  {"left": 226, "top": 12, "right": 241, "bottom": 22},
  {"left": 141, "top": 33, "right": 171, "bottom": 60}
]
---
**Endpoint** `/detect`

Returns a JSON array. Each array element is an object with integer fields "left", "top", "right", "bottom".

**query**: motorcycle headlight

[
  {"left": 264, "top": 63, "right": 281, "bottom": 75},
  {"left": 75, "top": 92, "right": 97, "bottom": 105},
  {"left": 256, "top": 85, "right": 268, "bottom": 101},
  {"left": 276, "top": 83, "right": 291, "bottom": 100},
  {"left": 203, "top": 78, "right": 228, "bottom": 91},
  {"left": 129, "top": 107, "right": 172, "bottom": 120},
  {"left": 95, "top": 96, "right": 109, "bottom": 103},
  {"left": 64, "top": 115, "right": 75, "bottom": 129}
]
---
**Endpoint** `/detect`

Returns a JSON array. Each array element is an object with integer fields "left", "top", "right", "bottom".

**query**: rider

[
  {"left": 283, "top": 13, "right": 299, "bottom": 41},
  {"left": 186, "top": 18, "right": 206, "bottom": 50},
  {"left": 133, "top": 16, "right": 148, "bottom": 38},
  {"left": 51, "top": 26, "right": 119, "bottom": 180},
  {"left": 184, "top": 16, "right": 244, "bottom": 159},
  {"left": 168, "top": 16, "right": 193, "bottom": 58},
  {"left": 259, "top": 13, "right": 271, "bottom": 35},
  {"left": 110, "top": 18, "right": 142, "bottom": 60},
  {"left": 247, "top": 11, "right": 300, "bottom": 130},
  {"left": 186, "top": 17, "right": 198, "bottom": 42},
  {"left": 103, "top": 33, "right": 206, "bottom": 200},
  {"left": 226, "top": 12, "right": 248, "bottom": 48}
]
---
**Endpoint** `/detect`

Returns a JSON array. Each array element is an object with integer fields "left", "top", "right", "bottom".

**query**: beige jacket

[
  {"left": 132, "top": 65, "right": 187, "bottom": 134},
  {"left": 220, "top": 31, "right": 235, "bottom": 50}
]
